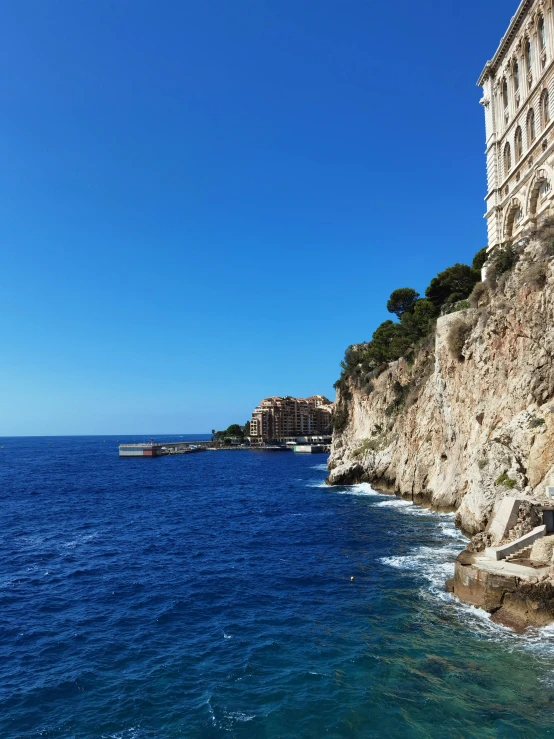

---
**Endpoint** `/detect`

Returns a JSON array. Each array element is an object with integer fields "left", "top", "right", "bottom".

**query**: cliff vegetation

[{"left": 329, "top": 224, "right": 554, "bottom": 535}]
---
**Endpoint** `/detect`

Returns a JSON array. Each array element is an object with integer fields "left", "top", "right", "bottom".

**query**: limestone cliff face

[{"left": 328, "top": 238, "right": 554, "bottom": 535}]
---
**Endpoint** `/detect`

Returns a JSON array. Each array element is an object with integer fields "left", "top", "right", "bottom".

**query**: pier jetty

[
  {"left": 293, "top": 444, "right": 329, "bottom": 454},
  {"left": 119, "top": 436, "right": 331, "bottom": 457},
  {"left": 119, "top": 441, "right": 208, "bottom": 458}
]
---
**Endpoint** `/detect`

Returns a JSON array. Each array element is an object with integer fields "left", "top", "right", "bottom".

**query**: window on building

[
  {"left": 528, "top": 107, "right": 536, "bottom": 143},
  {"left": 504, "top": 142, "right": 512, "bottom": 174},
  {"left": 526, "top": 38, "right": 533, "bottom": 76},
  {"left": 514, "top": 61, "right": 520, "bottom": 91},
  {"left": 540, "top": 16, "right": 546, "bottom": 50},
  {"left": 515, "top": 127, "right": 523, "bottom": 161},
  {"left": 502, "top": 78, "right": 509, "bottom": 109},
  {"left": 541, "top": 89, "right": 550, "bottom": 127},
  {"left": 540, "top": 180, "right": 551, "bottom": 198}
]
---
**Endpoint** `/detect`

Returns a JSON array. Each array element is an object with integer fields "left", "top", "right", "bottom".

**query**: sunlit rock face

[{"left": 328, "top": 237, "right": 554, "bottom": 536}]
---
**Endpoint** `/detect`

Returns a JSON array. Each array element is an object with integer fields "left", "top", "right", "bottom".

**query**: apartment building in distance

[
  {"left": 479, "top": 0, "right": 554, "bottom": 250},
  {"left": 249, "top": 396, "right": 334, "bottom": 442}
]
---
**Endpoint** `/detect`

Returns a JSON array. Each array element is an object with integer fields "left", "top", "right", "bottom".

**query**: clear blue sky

[{"left": 0, "top": 0, "right": 518, "bottom": 435}]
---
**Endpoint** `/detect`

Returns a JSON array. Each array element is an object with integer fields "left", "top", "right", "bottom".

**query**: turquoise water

[{"left": 1, "top": 436, "right": 554, "bottom": 737}]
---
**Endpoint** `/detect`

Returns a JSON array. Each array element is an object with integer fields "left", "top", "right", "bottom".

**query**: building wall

[
  {"left": 249, "top": 396, "right": 334, "bottom": 441},
  {"left": 480, "top": 0, "right": 554, "bottom": 249}
]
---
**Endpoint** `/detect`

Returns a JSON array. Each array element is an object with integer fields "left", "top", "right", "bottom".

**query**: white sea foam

[
  {"left": 104, "top": 729, "right": 144, "bottom": 739},
  {"left": 438, "top": 520, "right": 466, "bottom": 539},
  {"left": 61, "top": 532, "right": 98, "bottom": 549},
  {"left": 337, "top": 483, "right": 382, "bottom": 497},
  {"left": 399, "top": 505, "right": 436, "bottom": 517},
  {"left": 381, "top": 555, "right": 420, "bottom": 571},
  {"left": 329, "top": 478, "right": 554, "bottom": 657},
  {"left": 310, "top": 463, "right": 329, "bottom": 471},
  {"left": 204, "top": 693, "right": 217, "bottom": 726},
  {"left": 307, "top": 482, "right": 329, "bottom": 488},
  {"left": 224, "top": 711, "right": 255, "bottom": 723},
  {"left": 375, "top": 498, "right": 412, "bottom": 508},
  {"left": 381, "top": 517, "right": 554, "bottom": 660}
]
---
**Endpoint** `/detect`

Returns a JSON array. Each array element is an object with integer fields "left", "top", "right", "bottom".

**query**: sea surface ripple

[{"left": 2, "top": 436, "right": 554, "bottom": 737}]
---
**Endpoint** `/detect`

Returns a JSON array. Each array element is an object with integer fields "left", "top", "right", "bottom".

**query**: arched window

[
  {"left": 527, "top": 107, "right": 536, "bottom": 143},
  {"left": 506, "top": 200, "right": 522, "bottom": 238},
  {"left": 502, "top": 78, "right": 509, "bottom": 109},
  {"left": 504, "top": 142, "right": 512, "bottom": 174},
  {"left": 539, "top": 16, "right": 546, "bottom": 50},
  {"left": 514, "top": 61, "right": 520, "bottom": 91},
  {"left": 515, "top": 127, "right": 523, "bottom": 161},
  {"left": 529, "top": 173, "right": 551, "bottom": 217},
  {"left": 541, "top": 89, "right": 550, "bottom": 127},
  {"left": 526, "top": 38, "right": 533, "bottom": 74}
]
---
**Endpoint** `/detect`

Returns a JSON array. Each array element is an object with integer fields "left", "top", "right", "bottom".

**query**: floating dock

[{"left": 119, "top": 440, "right": 330, "bottom": 457}]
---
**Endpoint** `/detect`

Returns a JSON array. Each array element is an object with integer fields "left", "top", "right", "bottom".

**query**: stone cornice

[{"left": 478, "top": 0, "right": 533, "bottom": 86}]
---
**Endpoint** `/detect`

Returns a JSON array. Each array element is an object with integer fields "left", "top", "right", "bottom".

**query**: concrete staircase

[
  {"left": 506, "top": 546, "right": 532, "bottom": 562},
  {"left": 485, "top": 525, "right": 546, "bottom": 561}
]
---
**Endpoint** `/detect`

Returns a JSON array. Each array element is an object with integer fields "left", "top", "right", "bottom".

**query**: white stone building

[{"left": 479, "top": 0, "right": 554, "bottom": 249}]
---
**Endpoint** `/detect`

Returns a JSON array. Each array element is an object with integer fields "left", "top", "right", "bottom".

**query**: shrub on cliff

[
  {"left": 333, "top": 376, "right": 352, "bottom": 401},
  {"left": 385, "top": 380, "right": 410, "bottom": 416},
  {"left": 469, "top": 281, "right": 489, "bottom": 309},
  {"left": 495, "top": 472, "right": 517, "bottom": 489},
  {"left": 361, "top": 379, "right": 375, "bottom": 396},
  {"left": 333, "top": 404, "right": 349, "bottom": 434},
  {"left": 442, "top": 299, "right": 470, "bottom": 315},
  {"left": 487, "top": 243, "right": 518, "bottom": 286},
  {"left": 531, "top": 216, "right": 554, "bottom": 255},
  {"left": 447, "top": 318, "right": 472, "bottom": 361}
]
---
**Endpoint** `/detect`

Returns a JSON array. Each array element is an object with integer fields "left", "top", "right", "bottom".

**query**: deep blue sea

[{"left": 2, "top": 436, "right": 554, "bottom": 738}]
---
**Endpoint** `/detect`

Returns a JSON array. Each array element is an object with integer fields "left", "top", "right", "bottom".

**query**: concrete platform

[{"left": 472, "top": 555, "right": 550, "bottom": 581}]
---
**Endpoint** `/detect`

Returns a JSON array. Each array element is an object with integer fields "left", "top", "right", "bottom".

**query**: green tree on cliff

[
  {"left": 425, "top": 263, "right": 479, "bottom": 309},
  {"left": 366, "top": 321, "right": 412, "bottom": 365},
  {"left": 400, "top": 298, "right": 438, "bottom": 340},
  {"left": 472, "top": 247, "right": 488, "bottom": 272},
  {"left": 386, "top": 288, "right": 420, "bottom": 318}
]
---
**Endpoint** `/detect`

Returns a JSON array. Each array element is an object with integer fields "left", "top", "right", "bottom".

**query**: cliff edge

[{"left": 328, "top": 235, "right": 554, "bottom": 537}]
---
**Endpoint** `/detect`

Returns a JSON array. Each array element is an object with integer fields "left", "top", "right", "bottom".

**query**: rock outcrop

[
  {"left": 328, "top": 236, "right": 554, "bottom": 536},
  {"left": 448, "top": 551, "right": 554, "bottom": 631}
]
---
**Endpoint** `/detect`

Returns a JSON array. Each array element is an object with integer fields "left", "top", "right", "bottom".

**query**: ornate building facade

[{"left": 479, "top": 0, "right": 554, "bottom": 249}]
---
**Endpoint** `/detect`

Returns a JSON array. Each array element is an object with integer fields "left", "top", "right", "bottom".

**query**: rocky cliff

[{"left": 328, "top": 235, "right": 554, "bottom": 536}]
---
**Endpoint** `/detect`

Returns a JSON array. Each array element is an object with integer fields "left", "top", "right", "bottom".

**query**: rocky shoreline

[
  {"left": 327, "top": 474, "right": 554, "bottom": 630},
  {"left": 447, "top": 549, "right": 554, "bottom": 631},
  {"left": 328, "top": 235, "right": 554, "bottom": 629}
]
